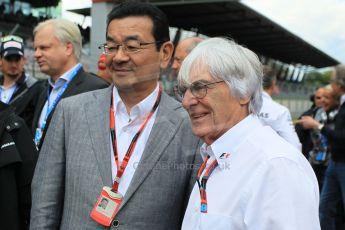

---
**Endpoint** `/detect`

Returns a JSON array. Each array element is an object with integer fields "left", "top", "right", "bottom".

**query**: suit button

[{"left": 112, "top": 220, "right": 119, "bottom": 228}]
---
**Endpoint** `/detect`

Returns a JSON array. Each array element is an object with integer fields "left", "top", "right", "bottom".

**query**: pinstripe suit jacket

[{"left": 30, "top": 86, "right": 201, "bottom": 230}]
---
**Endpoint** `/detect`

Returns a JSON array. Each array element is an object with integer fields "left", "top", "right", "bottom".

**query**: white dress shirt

[
  {"left": 182, "top": 115, "right": 320, "bottom": 230},
  {"left": 259, "top": 91, "right": 302, "bottom": 151},
  {"left": 110, "top": 84, "right": 159, "bottom": 196},
  {"left": 0, "top": 83, "right": 17, "bottom": 103},
  {"left": 38, "top": 63, "right": 81, "bottom": 128},
  {"left": 340, "top": 94, "right": 345, "bottom": 107}
]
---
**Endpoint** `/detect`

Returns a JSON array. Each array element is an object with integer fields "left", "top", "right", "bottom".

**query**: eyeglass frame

[
  {"left": 178, "top": 80, "right": 224, "bottom": 99},
  {"left": 98, "top": 40, "right": 166, "bottom": 55}
]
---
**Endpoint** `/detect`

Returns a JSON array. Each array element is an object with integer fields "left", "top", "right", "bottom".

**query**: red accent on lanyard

[
  {"left": 197, "top": 155, "right": 218, "bottom": 213},
  {"left": 109, "top": 87, "right": 162, "bottom": 192}
]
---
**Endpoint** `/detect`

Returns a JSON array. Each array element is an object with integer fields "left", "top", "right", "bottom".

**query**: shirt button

[{"left": 112, "top": 220, "right": 120, "bottom": 228}]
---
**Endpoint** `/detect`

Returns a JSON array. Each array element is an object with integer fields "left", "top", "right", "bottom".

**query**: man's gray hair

[
  {"left": 178, "top": 37, "right": 263, "bottom": 114},
  {"left": 34, "top": 19, "right": 82, "bottom": 61},
  {"left": 334, "top": 64, "right": 345, "bottom": 91}
]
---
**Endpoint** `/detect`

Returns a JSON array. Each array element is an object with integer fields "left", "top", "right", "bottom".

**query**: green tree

[{"left": 304, "top": 70, "right": 331, "bottom": 87}]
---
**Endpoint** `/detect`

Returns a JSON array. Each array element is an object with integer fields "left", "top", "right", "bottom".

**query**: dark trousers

[{"left": 319, "top": 160, "right": 345, "bottom": 230}]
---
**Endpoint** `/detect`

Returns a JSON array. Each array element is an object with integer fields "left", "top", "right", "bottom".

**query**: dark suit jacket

[
  {"left": 321, "top": 102, "right": 345, "bottom": 161},
  {"left": 0, "top": 102, "right": 38, "bottom": 230},
  {"left": 32, "top": 68, "right": 108, "bottom": 149},
  {"left": 295, "top": 107, "right": 318, "bottom": 158}
]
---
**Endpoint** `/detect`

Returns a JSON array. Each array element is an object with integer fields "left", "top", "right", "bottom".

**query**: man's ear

[
  {"left": 65, "top": 41, "right": 74, "bottom": 57},
  {"left": 159, "top": 41, "right": 174, "bottom": 69},
  {"left": 239, "top": 97, "right": 250, "bottom": 105}
]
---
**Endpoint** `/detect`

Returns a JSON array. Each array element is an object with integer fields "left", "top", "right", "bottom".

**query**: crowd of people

[{"left": 0, "top": 2, "right": 344, "bottom": 230}]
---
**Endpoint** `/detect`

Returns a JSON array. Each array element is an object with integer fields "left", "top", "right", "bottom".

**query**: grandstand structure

[{"left": 1, "top": 0, "right": 340, "bottom": 117}]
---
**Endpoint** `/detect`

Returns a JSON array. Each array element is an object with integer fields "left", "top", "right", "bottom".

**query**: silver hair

[
  {"left": 178, "top": 37, "right": 263, "bottom": 114},
  {"left": 33, "top": 19, "right": 82, "bottom": 61},
  {"left": 333, "top": 64, "right": 345, "bottom": 91}
]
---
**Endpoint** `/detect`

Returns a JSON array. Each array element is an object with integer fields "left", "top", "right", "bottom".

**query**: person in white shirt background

[
  {"left": 258, "top": 65, "right": 302, "bottom": 151},
  {"left": 178, "top": 37, "right": 320, "bottom": 230}
]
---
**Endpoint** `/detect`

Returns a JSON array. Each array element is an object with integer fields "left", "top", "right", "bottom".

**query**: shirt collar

[
  {"left": 48, "top": 63, "right": 81, "bottom": 88},
  {"left": 112, "top": 83, "right": 159, "bottom": 120},
  {"left": 262, "top": 91, "right": 272, "bottom": 100},
  {"left": 200, "top": 114, "right": 262, "bottom": 164}
]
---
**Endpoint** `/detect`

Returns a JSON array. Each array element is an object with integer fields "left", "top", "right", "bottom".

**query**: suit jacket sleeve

[
  {"left": 321, "top": 105, "right": 345, "bottom": 144},
  {"left": 30, "top": 102, "right": 66, "bottom": 230},
  {"left": 182, "top": 134, "right": 202, "bottom": 214}
]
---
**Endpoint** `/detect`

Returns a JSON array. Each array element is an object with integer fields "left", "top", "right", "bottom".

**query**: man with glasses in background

[
  {"left": 0, "top": 35, "right": 44, "bottom": 128},
  {"left": 30, "top": 3, "right": 200, "bottom": 230}
]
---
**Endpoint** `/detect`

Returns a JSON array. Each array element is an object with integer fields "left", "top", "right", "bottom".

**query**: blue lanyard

[{"left": 35, "top": 64, "right": 82, "bottom": 146}]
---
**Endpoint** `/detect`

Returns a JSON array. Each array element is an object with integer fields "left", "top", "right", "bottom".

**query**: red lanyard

[
  {"left": 109, "top": 87, "right": 162, "bottom": 192},
  {"left": 197, "top": 155, "right": 218, "bottom": 213}
]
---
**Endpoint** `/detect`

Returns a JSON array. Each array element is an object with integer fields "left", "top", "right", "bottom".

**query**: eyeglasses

[
  {"left": 98, "top": 40, "right": 165, "bottom": 55},
  {"left": 0, "top": 35, "right": 23, "bottom": 43},
  {"left": 178, "top": 80, "right": 224, "bottom": 99}
]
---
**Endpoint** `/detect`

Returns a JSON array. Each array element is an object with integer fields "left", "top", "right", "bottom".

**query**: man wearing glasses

[
  {"left": 30, "top": 3, "right": 200, "bottom": 230},
  {"left": 178, "top": 37, "right": 320, "bottom": 229},
  {"left": 0, "top": 35, "right": 44, "bottom": 128}
]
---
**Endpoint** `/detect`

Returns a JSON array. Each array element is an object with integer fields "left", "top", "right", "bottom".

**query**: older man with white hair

[{"left": 178, "top": 37, "right": 320, "bottom": 230}]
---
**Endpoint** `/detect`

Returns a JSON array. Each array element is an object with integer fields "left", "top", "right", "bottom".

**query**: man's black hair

[
  {"left": 106, "top": 2, "right": 170, "bottom": 51},
  {"left": 262, "top": 65, "right": 277, "bottom": 90}
]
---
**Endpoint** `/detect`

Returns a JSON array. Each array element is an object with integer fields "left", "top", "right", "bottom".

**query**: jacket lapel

[
  {"left": 32, "top": 82, "right": 48, "bottom": 132},
  {"left": 38, "top": 70, "right": 84, "bottom": 145},
  {"left": 84, "top": 86, "right": 113, "bottom": 186},
  {"left": 60, "top": 69, "right": 84, "bottom": 99},
  {"left": 119, "top": 93, "right": 183, "bottom": 210}
]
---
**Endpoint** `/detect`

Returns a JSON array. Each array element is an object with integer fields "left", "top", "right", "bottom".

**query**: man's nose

[
  {"left": 113, "top": 47, "right": 130, "bottom": 62},
  {"left": 182, "top": 88, "right": 198, "bottom": 110}
]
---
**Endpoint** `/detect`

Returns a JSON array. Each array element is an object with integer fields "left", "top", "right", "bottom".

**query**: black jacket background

[
  {"left": 0, "top": 102, "right": 38, "bottom": 230},
  {"left": 322, "top": 102, "right": 345, "bottom": 161},
  {"left": 1, "top": 73, "right": 45, "bottom": 129}
]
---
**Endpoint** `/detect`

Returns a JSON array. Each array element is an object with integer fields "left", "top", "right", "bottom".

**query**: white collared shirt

[
  {"left": 182, "top": 115, "right": 320, "bottom": 230},
  {"left": 38, "top": 63, "right": 81, "bottom": 128},
  {"left": 340, "top": 94, "right": 345, "bottom": 107},
  {"left": 259, "top": 91, "right": 302, "bottom": 151},
  {"left": 0, "top": 83, "right": 17, "bottom": 103},
  {"left": 110, "top": 84, "right": 159, "bottom": 196}
]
